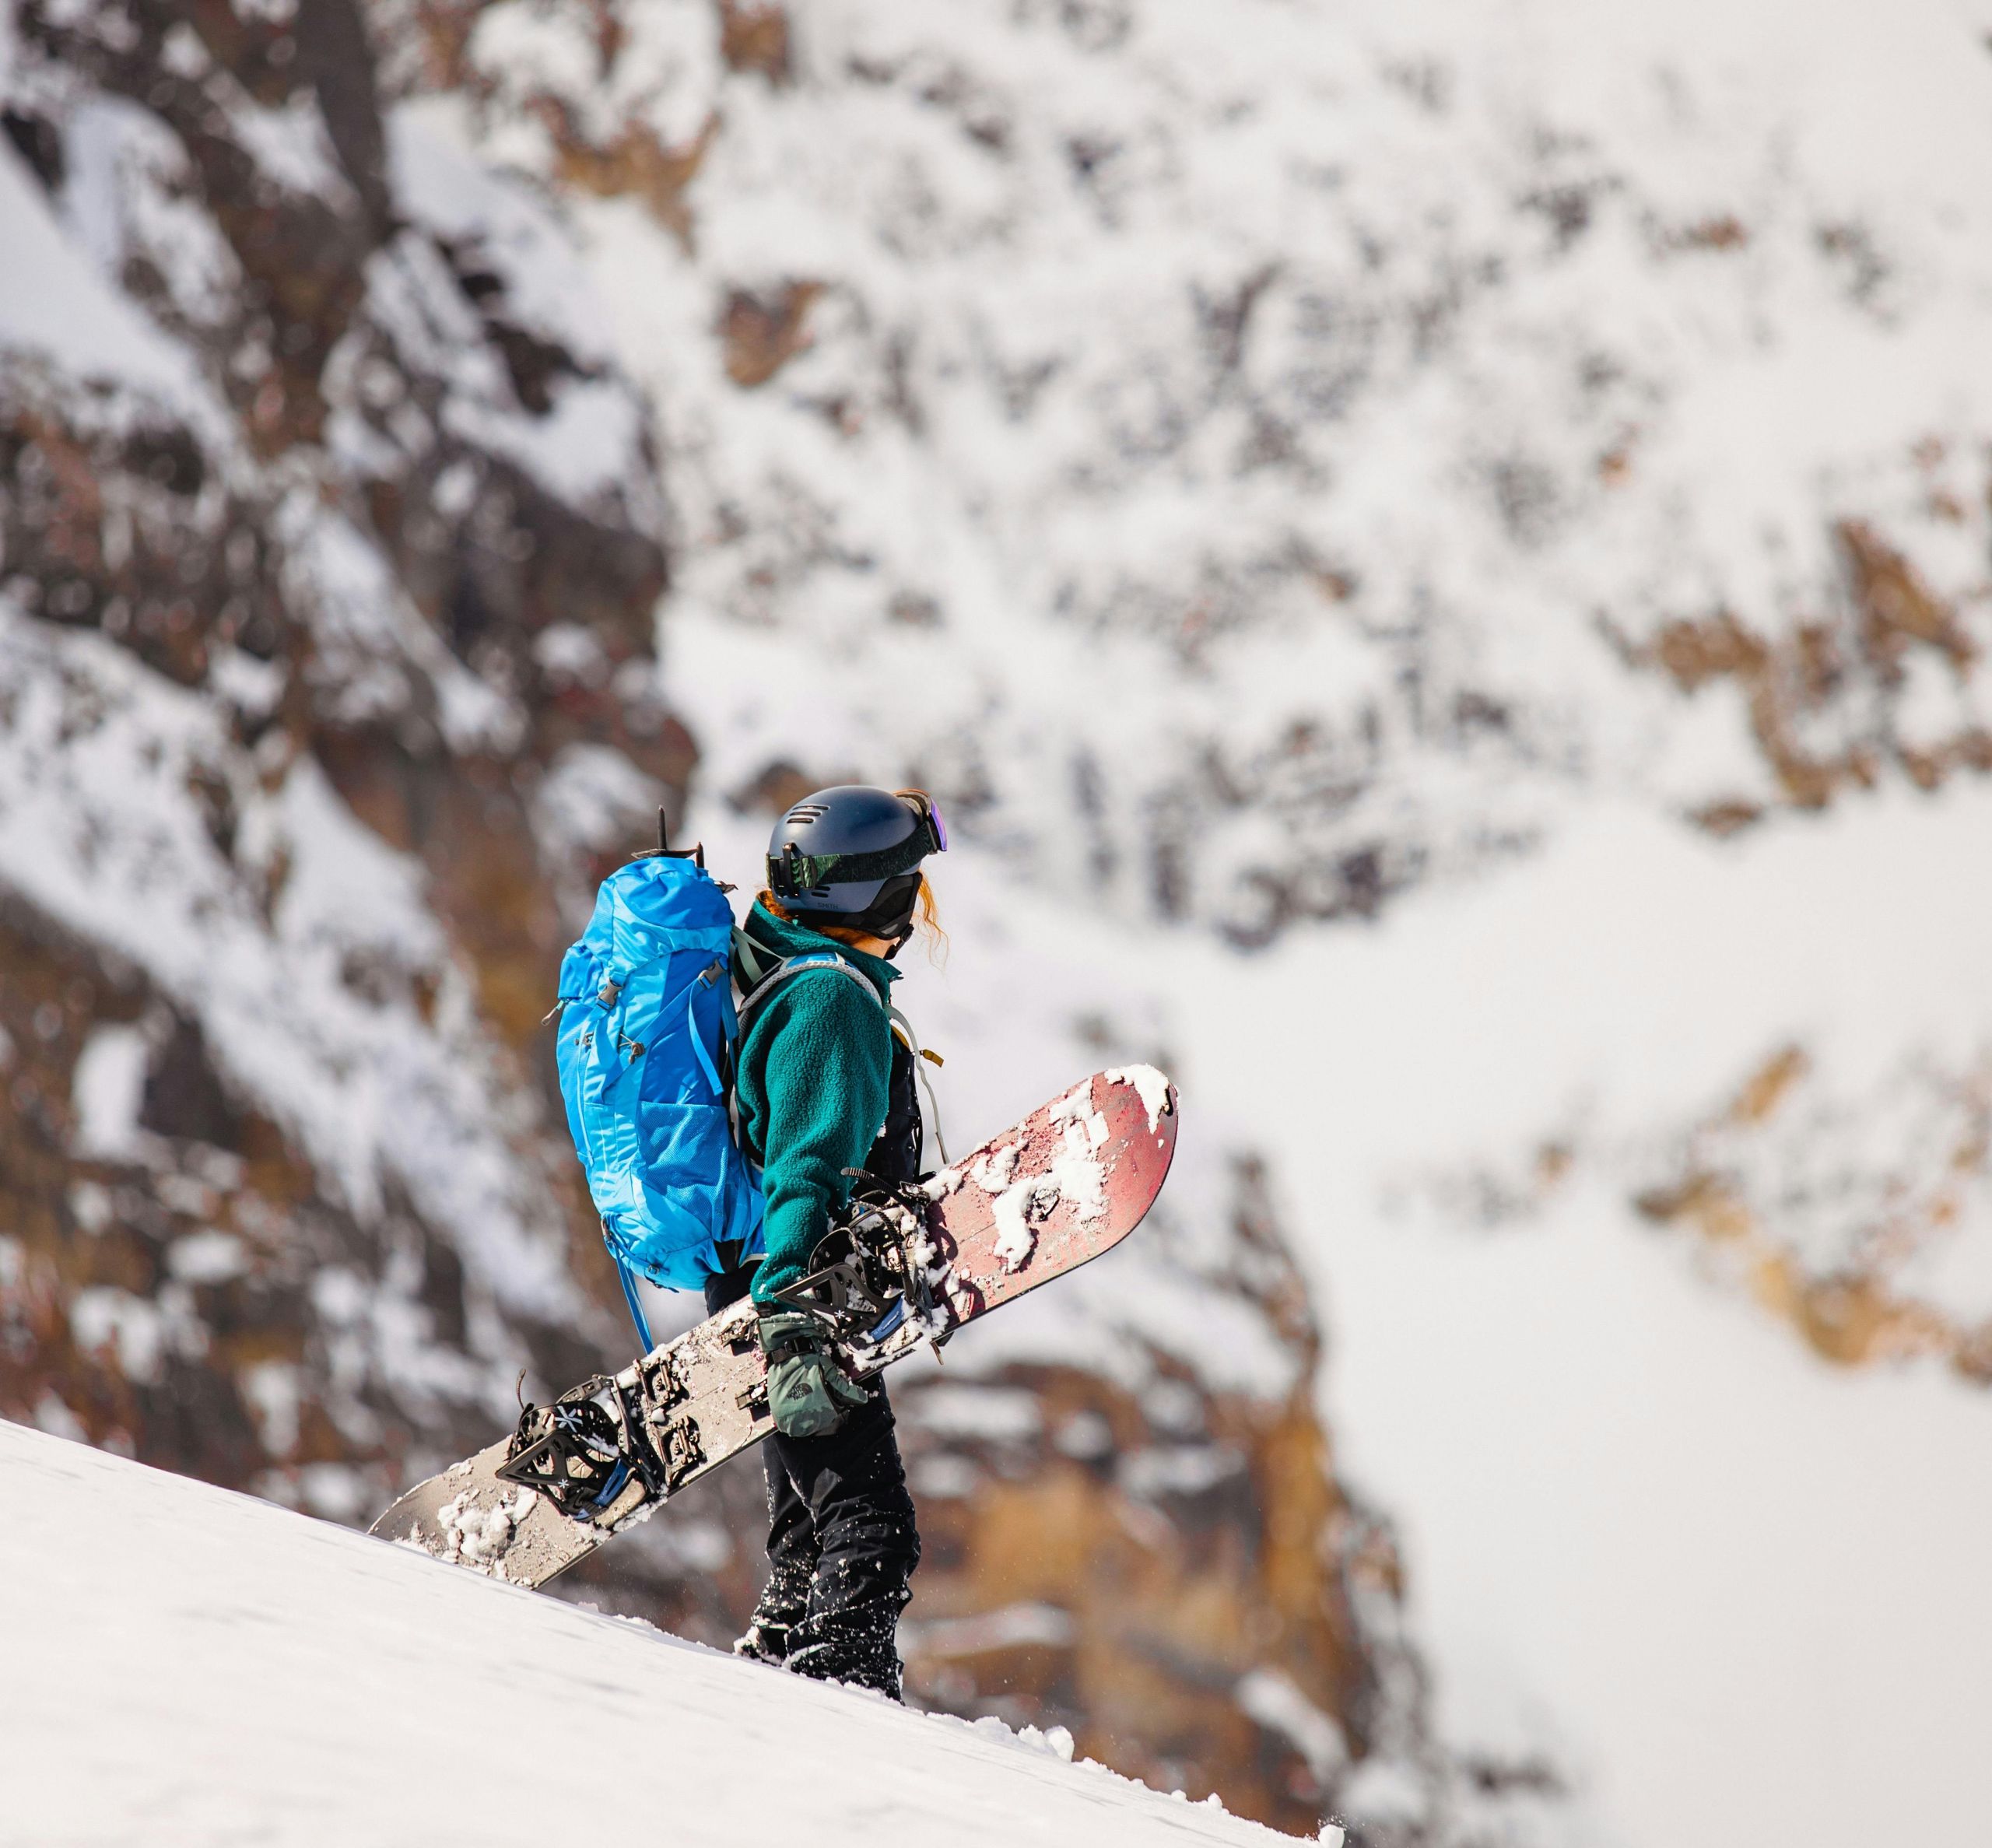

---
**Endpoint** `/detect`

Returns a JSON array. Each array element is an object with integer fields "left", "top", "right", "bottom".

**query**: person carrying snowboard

[
  {"left": 703, "top": 784, "right": 948, "bottom": 1699},
  {"left": 378, "top": 784, "right": 1172, "bottom": 1660}
]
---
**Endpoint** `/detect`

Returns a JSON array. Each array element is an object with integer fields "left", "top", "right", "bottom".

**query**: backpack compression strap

[
  {"left": 728, "top": 933, "right": 882, "bottom": 1166},
  {"left": 607, "top": 961, "right": 730, "bottom": 1358}
]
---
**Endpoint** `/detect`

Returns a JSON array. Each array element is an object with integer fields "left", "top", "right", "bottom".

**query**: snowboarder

[
  {"left": 704, "top": 784, "right": 949, "bottom": 1699},
  {"left": 374, "top": 789, "right": 1177, "bottom": 1644}
]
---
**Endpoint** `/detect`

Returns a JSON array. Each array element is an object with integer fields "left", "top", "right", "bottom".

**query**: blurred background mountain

[{"left": 3, "top": 4, "right": 1990, "bottom": 1844}]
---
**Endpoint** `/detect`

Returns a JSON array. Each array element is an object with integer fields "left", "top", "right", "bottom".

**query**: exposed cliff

[{"left": 0, "top": 0, "right": 679, "bottom": 1559}]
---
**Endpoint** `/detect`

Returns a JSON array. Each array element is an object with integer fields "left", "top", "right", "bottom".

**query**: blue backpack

[{"left": 552, "top": 852, "right": 765, "bottom": 1344}]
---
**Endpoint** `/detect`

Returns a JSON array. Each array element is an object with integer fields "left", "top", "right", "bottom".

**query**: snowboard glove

[{"left": 759, "top": 1309, "right": 868, "bottom": 1439}]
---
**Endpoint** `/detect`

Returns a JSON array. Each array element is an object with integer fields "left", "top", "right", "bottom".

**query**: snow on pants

[{"left": 704, "top": 1262, "right": 921, "bottom": 1699}]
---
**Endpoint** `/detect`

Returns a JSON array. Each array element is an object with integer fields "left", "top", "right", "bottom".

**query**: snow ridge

[{"left": 0, "top": 1416, "right": 1313, "bottom": 1848}]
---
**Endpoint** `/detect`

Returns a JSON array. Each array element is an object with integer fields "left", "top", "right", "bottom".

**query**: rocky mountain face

[
  {"left": 0, "top": 0, "right": 692, "bottom": 1509},
  {"left": 0, "top": 4, "right": 1443, "bottom": 1837},
  {"left": 379, "top": 0, "right": 1992, "bottom": 943}
]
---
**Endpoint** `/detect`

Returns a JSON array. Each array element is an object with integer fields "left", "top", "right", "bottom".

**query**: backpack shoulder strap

[
  {"left": 732, "top": 934, "right": 883, "bottom": 1037},
  {"left": 731, "top": 926, "right": 784, "bottom": 993},
  {"left": 888, "top": 1005, "right": 951, "bottom": 1167},
  {"left": 728, "top": 938, "right": 886, "bottom": 1167}
]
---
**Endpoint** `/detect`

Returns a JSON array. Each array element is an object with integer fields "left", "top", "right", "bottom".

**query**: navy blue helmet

[{"left": 765, "top": 785, "right": 946, "bottom": 946}]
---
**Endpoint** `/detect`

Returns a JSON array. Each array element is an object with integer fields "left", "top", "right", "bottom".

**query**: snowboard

[{"left": 369, "top": 1065, "right": 1178, "bottom": 1590}]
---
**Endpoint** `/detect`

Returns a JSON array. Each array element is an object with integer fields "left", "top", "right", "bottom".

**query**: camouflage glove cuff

[{"left": 758, "top": 1309, "right": 868, "bottom": 1439}]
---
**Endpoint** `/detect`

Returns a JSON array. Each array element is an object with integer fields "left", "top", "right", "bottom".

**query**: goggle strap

[{"left": 767, "top": 830, "right": 934, "bottom": 896}]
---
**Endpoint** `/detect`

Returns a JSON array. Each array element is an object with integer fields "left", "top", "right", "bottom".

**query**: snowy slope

[{"left": 0, "top": 1416, "right": 1310, "bottom": 1848}]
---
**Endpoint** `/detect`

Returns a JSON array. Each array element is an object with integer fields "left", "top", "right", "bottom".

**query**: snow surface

[
  {"left": 0, "top": 1417, "right": 1310, "bottom": 1847},
  {"left": 68, "top": 1023, "right": 151, "bottom": 1160},
  {"left": 0, "top": 123, "right": 216, "bottom": 419}
]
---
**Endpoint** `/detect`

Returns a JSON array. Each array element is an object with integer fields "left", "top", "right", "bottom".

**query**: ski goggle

[
  {"left": 896, "top": 788, "right": 947, "bottom": 857},
  {"left": 766, "top": 790, "right": 949, "bottom": 898}
]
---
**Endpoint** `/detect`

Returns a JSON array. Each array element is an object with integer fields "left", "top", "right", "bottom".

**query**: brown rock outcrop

[
  {"left": 1615, "top": 501, "right": 1992, "bottom": 832},
  {"left": 0, "top": 0, "right": 684, "bottom": 1545},
  {"left": 1634, "top": 1044, "right": 1992, "bottom": 1385}
]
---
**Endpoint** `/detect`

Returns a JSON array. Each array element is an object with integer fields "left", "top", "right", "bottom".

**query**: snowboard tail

[{"left": 369, "top": 1066, "right": 1177, "bottom": 1589}]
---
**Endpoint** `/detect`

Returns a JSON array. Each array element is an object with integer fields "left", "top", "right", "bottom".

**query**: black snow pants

[{"left": 705, "top": 1262, "right": 921, "bottom": 1699}]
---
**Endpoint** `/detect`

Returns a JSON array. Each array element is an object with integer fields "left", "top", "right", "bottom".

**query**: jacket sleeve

[{"left": 746, "top": 973, "right": 893, "bottom": 1306}]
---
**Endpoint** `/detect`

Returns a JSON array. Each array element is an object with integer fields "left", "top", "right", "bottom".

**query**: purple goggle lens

[{"left": 900, "top": 789, "right": 947, "bottom": 854}]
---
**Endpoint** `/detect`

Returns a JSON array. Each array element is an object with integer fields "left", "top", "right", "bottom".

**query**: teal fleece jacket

[{"left": 731, "top": 901, "right": 899, "bottom": 1306}]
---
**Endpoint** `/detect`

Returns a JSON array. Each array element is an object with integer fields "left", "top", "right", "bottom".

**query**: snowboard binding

[
  {"left": 769, "top": 1172, "right": 952, "bottom": 1352},
  {"left": 496, "top": 1376, "right": 657, "bottom": 1520}
]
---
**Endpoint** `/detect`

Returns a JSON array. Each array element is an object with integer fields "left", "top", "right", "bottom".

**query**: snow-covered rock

[
  {"left": 392, "top": 0, "right": 1992, "bottom": 939},
  {"left": 0, "top": 0, "right": 680, "bottom": 1585}
]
